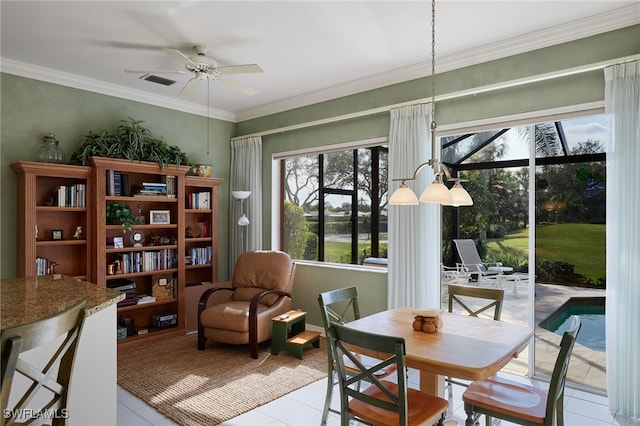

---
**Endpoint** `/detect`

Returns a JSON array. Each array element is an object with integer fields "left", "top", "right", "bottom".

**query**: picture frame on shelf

[
  {"left": 152, "top": 274, "right": 176, "bottom": 300},
  {"left": 113, "top": 236, "right": 124, "bottom": 249},
  {"left": 150, "top": 210, "right": 170, "bottom": 224},
  {"left": 51, "top": 229, "right": 64, "bottom": 240}
]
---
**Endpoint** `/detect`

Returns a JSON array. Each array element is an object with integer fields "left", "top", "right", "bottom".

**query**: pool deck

[
  {"left": 533, "top": 283, "right": 607, "bottom": 392},
  {"left": 443, "top": 279, "right": 607, "bottom": 393}
]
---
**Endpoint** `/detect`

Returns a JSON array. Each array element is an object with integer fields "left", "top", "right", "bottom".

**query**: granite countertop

[{"left": 1, "top": 275, "right": 124, "bottom": 331}]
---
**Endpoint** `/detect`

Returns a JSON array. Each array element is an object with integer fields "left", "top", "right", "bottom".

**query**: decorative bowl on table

[{"left": 411, "top": 308, "right": 444, "bottom": 333}]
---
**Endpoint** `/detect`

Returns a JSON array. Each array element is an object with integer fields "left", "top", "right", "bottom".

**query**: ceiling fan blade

[
  {"left": 179, "top": 78, "right": 202, "bottom": 96},
  {"left": 162, "top": 48, "right": 196, "bottom": 66},
  {"left": 218, "top": 78, "right": 259, "bottom": 96},
  {"left": 125, "top": 69, "right": 187, "bottom": 75},
  {"left": 216, "top": 64, "right": 263, "bottom": 74}
]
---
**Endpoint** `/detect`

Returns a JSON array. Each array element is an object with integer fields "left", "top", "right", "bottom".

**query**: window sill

[{"left": 293, "top": 259, "right": 387, "bottom": 273}]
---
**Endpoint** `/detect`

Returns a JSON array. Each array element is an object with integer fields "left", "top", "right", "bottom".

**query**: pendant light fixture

[{"left": 389, "top": 0, "right": 472, "bottom": 207}]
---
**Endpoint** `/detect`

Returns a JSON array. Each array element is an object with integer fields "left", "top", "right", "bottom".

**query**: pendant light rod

[{"left": 388, "top": 0, "right": 473, "bottom": 207}]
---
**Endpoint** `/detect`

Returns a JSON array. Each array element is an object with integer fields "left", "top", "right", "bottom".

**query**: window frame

[{"left": 273, "top": 137, "right": 388, "bottom": 266}]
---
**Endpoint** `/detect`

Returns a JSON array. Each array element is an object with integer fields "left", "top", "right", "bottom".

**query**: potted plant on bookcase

[
  {"left": 70, "top": 117, "right": 190, "bottom": 168},
  {"left": 106, "top": 202, "right": 140, "bottom": 233}
]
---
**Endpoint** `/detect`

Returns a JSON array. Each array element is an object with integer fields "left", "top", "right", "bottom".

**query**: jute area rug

[{"left": 117, "top": 333, "right": 328, "bottom": 425}]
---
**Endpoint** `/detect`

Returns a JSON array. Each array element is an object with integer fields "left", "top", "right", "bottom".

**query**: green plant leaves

[
  {"left": 106, "top": 202, "right": 140, "bottom": 233},
  {"left": 70, "top": 117, "right": 190, "bottom": 167}
]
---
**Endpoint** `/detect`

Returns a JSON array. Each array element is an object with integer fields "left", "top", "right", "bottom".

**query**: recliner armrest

[{"left": 198, "top": 286, "right": 234, "bottom": 313}]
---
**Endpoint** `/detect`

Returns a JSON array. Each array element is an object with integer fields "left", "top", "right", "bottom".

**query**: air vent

[{"left": 140, "top": 74, "right": 176, "bottom": 86}]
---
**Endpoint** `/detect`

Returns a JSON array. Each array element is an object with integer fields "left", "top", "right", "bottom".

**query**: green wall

[
  {"left": 292, "top": 263, "right": 388, "bottom": 328},
  {"left": 0, "top": 74, "right": 234, "bottom": 279},
  {"left": 1, "top": 25, "right": 638, "bottom": 321},
  {"left": 243, "top": 25, "right": 639, "bottom": 248}
]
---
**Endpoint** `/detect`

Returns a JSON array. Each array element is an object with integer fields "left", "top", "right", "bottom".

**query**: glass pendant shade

[
  {"left": 238, "top": 213, "right": 250, "bottom": 226},
  {"left": 389, "top": 182, "right": 419, "bottom": 205},
  {"left": 448, "top": 181, "right": 473, "bottom": 206},
  {"left": 419, "top": 178, "right": 453, "bottom": 204}
]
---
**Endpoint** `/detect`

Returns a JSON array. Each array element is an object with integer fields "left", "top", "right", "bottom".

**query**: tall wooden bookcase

[
  {"left": 14, "top": 157, "right": 222, "bottom": 346},
  {"left": 184, "top": 176, "right": 222, "bottom": 287},
  {"left": 91, "top": 157, "right": 190, "bottom": 346},
  {"left": 12, "top": 161, "right": 93, "bottom": 279}
]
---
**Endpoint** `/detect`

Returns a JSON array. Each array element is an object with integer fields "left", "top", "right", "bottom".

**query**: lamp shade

[
  {"left": 231, "top": 190, "right": 251, "bottom": 200},
  {"left": 389, "top": 182, "right": 419, "bottom": 205},
  {"left": 238, "top": 213, "right": 250, "bottom": 226},
  {"left": 447, "top": 181, "right": 473, "bottom": 206},
  {"left": 419, "top": 179, "right": 454, "bottom": 204}
]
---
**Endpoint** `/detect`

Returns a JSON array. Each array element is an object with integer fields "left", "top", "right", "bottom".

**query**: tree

[
  {"left": 284, "top": 155, "right": 319, "bottom": 209},
  {"left": 283, "top": 201, "right": 309, "bottom": 259}
]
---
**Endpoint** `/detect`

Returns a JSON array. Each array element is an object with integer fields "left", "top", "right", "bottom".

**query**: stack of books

[
  {"left": 133, "top": 182, "right": 167, "bottom": 197},
  {"left": 52, "top": 183, "right": 86, "bottom": 207},
  {"left": 135, "top": 294, "right": 156, "bottom": 304},
  {"left": 106, "top": 170, "right": 130, "bottom": 196},
  {"left": 107, "top": 278, "right": 137, "bottom": 307},
  {"left": 186, "top": 191, "right": 211, "bottom": 209}
]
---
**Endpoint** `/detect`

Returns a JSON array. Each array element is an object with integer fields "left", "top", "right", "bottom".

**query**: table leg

[{"left": 419, "top": 371, "right": 445, "bottom": 397}]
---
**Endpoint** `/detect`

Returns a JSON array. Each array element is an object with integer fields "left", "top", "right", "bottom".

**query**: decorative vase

[
  {"left": 37, "top": 133, "right": 65, "bottom": 164},
  {"left": 192, "top": 164, "right": 212, "bottom": 177}
]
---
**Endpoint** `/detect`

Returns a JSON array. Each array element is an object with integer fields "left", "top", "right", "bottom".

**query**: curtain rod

[{"left": 231, "top": 54, "right": 640, "bottom": 142}]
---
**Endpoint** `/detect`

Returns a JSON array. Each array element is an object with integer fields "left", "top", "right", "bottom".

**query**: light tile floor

[
  {"left": 118, "top": 280, "right": 614, "bottom": 425},
  {"left": 118, "top": 369, "right": 617, "bottom": 426}
]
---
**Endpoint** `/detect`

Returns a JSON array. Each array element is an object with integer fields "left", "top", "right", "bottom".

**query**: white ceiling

[{"left": 1, "top": 1, "right": 638, "bottom": 122}]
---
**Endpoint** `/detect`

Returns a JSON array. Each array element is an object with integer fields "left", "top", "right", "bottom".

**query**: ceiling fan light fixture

[{"left": 126, "top": 44, "right": 263, "bottom": 96}]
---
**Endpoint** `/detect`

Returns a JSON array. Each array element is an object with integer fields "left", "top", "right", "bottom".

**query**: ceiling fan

[{"left": 125, "top": 45, "right": 263, "bottom": 96}]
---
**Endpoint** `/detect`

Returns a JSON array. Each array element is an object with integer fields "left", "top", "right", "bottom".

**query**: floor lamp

[{"left": 231, "top": 191, "right": 251, "bottom": 253}]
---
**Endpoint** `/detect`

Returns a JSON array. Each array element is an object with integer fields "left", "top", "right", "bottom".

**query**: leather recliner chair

[{"left": 197, "top": 250, "right": 296, "bottom": 358}]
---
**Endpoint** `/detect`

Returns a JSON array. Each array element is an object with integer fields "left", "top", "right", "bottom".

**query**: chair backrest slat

[
  {"left": 448, "top": 284, "right": 504, "bottom": 321},
  {"left": 545, "top": 315, "right": 581, "bottom": 424},
  {"left": 329, "top": 323, "right": 408, "bottom": 424},
  {"left": 318, "top": 287, "right": 360, "bottom": 333},
  {"left": 1, "top": 301, "right": 85, "bottom": 426}
]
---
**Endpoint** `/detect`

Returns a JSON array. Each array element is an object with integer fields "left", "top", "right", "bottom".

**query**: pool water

[{"left": 540, "top": 297, "right": 605, "bottom": 352}]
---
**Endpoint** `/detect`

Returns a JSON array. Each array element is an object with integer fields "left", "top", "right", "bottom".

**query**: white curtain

[
  {"left": 605, "top": 61, "right": 640, "bottom": 425},
  {"left": 229, "top": 136, "right": 263, "bottom": 272},
  {"left": 387, "top": 104, "right": 442, "bottom": 310}
]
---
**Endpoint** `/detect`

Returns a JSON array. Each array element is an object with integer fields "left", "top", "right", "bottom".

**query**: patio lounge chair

[{"left": 453, "top": 239, "right": 513, "bottom": 284}]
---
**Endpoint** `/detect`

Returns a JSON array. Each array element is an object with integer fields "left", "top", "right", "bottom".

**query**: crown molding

[
  {"left": 1, "top": 5, "right": 637, "bottom": 124},
  {"left": 236, "top": 4, "right": 639, "bottom": 121},
  {"left": 0, "top": 59, "right": 236, "bottom": 122}
]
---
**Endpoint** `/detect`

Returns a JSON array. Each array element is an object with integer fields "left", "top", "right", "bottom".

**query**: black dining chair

[
  {"left": 445, "top": 284, "right": 505, "bottom": 412},
  {"left": 317, "top": 287, "right": 396, "bottom": 424},
  {"left": 462, "top": 315, "right": 581, "bottom": 426}
]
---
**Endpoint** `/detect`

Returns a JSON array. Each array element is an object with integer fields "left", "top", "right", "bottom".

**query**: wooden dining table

[{"left": 344, "top": 307, "right": 534, "bottom": 397}]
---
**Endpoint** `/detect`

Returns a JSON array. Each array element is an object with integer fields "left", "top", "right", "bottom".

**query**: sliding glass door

[{"left": 441, "top": 113, "right": 606, "bottom": 392}]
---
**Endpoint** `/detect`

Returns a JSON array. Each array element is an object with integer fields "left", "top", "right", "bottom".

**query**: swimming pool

[{"left": 540, "top": 297, "right": 605, "bottom": 352}]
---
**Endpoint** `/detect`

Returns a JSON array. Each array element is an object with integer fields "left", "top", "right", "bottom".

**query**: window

[{"left": 280, "top": 144, "right": 388, "bottom": 265}]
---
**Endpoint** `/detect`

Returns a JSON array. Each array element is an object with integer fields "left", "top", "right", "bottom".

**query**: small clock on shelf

[{"left": 130, "top": 231, "right": 145, "bottom": 247}]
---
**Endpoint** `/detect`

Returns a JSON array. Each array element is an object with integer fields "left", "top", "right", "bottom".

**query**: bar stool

[{"left": 1, "top": 301, "right": 86, "bottom": 426}]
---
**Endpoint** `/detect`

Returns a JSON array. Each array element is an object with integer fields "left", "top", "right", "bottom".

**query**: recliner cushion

[{"left": 231, "top": 251, "right": 294, "bottom": 306}]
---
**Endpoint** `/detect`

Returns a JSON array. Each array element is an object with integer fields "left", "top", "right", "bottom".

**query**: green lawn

[
  {"left": 488, "top": 223, "right": 606, "bottom": 281},
  {"left": 322, "top": 223, "right": 605, "bottom": 281}
]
